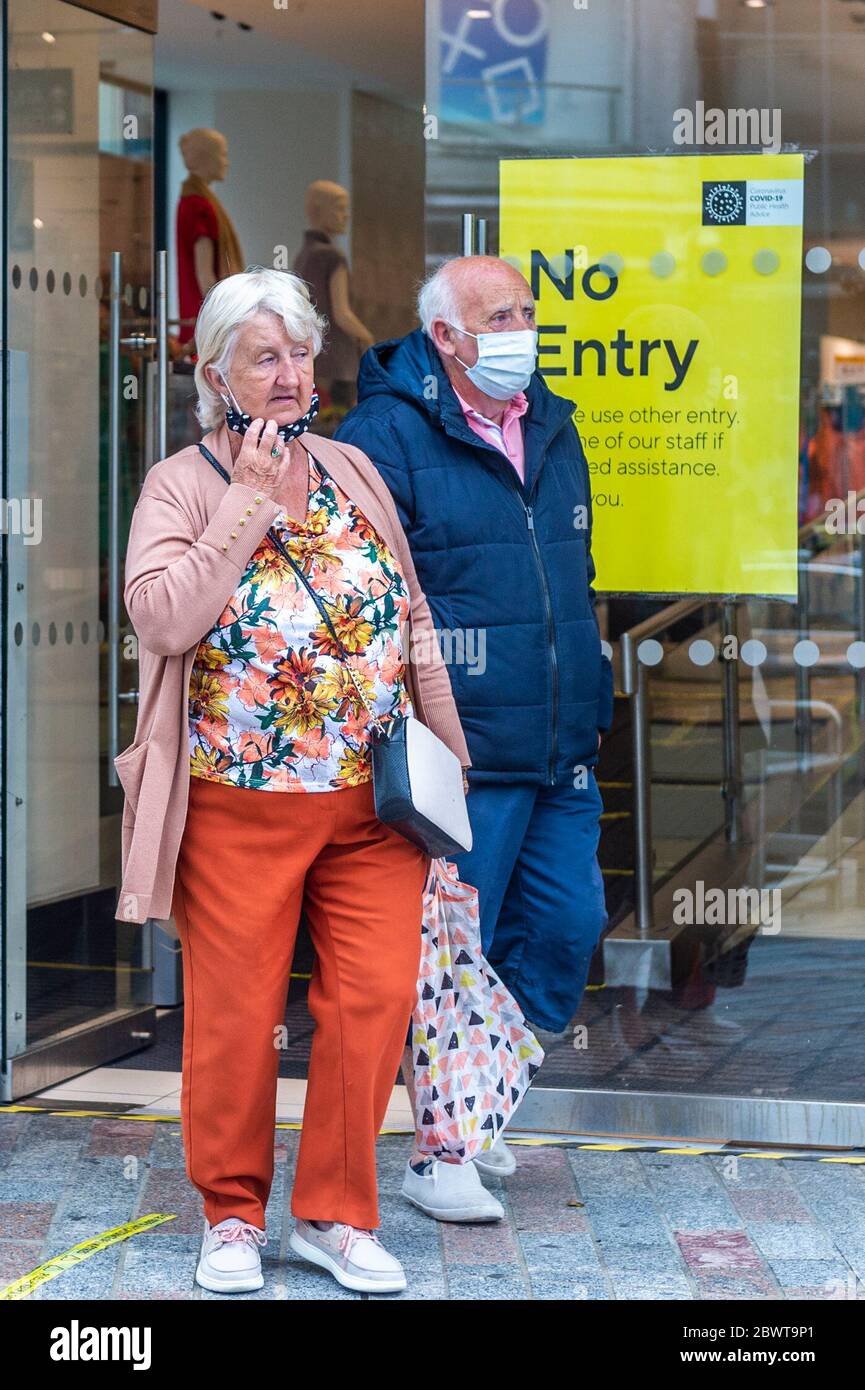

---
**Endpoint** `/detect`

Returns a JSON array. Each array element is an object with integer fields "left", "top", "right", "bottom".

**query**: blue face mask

[
  {"left": 218, "top": 371, "right": 319, "bottom": 442},
  {"left": 449, "top": 325, "right": 538, "bottom": 401}
]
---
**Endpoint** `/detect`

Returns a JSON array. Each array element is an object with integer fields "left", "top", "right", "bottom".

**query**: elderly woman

[{"left": 114, "top": 266, "right": 470, "bottom": 1295}]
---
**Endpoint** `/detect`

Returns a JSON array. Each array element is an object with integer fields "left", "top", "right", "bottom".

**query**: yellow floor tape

[
  {"left": 0, "top": 1214, "right": 176, "bottom": 1301},
  {"left": 3, "top": 1104, "right": 864, "bottom": 1163}
]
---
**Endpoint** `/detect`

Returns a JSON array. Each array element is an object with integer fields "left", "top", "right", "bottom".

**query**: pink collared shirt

[{"left": 454, "top": 387, "right": 529, "bottom": 483}]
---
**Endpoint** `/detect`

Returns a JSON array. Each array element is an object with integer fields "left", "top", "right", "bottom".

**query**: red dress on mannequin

[{"left": 176, "top": 193, "right": 219, "bottom": 346}]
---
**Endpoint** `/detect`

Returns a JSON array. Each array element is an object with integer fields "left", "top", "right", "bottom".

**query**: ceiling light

[
  {"left": 467, "top": 8, "right": 492, "bottom": 16},
  {"left": 41, "top": 31, "right": 55, "bottom": 43}
]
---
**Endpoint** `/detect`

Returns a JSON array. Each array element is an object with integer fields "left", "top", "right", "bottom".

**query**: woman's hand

[
  {"left": 462, "top": 769, "right": 470, "bottom": 796},
  {"left": 230, "top": 418, "right": 294, "bottom": 499}
]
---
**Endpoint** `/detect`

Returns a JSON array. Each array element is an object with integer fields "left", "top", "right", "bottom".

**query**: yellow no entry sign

[{"left": 500, "top": 154, "right": 804, "bottom": 597}]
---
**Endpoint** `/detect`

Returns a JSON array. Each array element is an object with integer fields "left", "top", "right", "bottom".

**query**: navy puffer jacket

[{"left": 335, "top": 329, "right": 614, "bottom": 785}]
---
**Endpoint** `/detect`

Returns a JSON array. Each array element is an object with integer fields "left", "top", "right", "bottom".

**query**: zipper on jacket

[
  {"left": 439, "top": 415, "right": 569, "bottom": 785},
  {"left": 523, "top": 501, "right": 559, "bottom": 785}
]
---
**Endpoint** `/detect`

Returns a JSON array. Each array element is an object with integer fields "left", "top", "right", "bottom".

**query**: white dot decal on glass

[
  {"left": 688, "top": 639, "right": 715, "bottom": 667},
  {"left": 740, "top": 639, "right": 768, "bottom": 667},
  {"left": 753, "top": 249, "right": 780, "bottom": 276},
  {"left": 637, "top": 638, "right": 664, "bottom": 667},
  {"left": 502, "top": 255, "right": 524, "bottom": 273},
  {"left": 805, "top": 246, "right": 832, "bottom": 273},
  {"left": 545, "top": 253, "right": 571, "bottom": 282},
  {"left": 793, "top": 639, "right": 820, "bottom": 667},
  {"left": 601, "top": 640, "right": 613, "bottom": 661},
  {"left": 702, "top": 250, "right": 727, "bottom": 277},
  {"left": 650, "top": 252, "right": 676, "bottom": 278},
  {"left": 599, "top": 253, "right": 623, "bottom": 277},
  {"left": 847, "top": 640, "right": 865, "bottom": 669}
]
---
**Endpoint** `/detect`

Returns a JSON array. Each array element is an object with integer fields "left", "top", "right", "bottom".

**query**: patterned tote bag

[{"left": 411, "top": 858, "right": 545, "bottom": 1161}]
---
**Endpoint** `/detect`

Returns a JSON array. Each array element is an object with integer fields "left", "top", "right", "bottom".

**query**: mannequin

[
  {"left": 176, "top": 128, "right": 244, "bottom": 347},
  {"left": 293, "top": 180, "right": 373, "bottom": 408}
]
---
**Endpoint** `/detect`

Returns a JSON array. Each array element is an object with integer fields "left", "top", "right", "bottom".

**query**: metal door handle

[
  {"left": 156, "top": 249, "right": 168, "bottom": 461},
  {"left": 108, "top": 251, "right": 122, "bottom": 787},
  {"left": 109, "top": 252, "right": 163, "bottom": 785}
]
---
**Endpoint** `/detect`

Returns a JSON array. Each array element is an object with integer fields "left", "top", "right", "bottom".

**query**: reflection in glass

[
  {"left": 5, "top": 0, "right": 154, "bottom": 1050},
  {"left": 426, "top": 0, "right": 865, "bottom": 1111}
]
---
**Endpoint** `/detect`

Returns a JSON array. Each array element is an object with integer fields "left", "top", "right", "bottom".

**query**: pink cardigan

[{"left": 114, "top": 425, "right": 470, "bottom": 926}]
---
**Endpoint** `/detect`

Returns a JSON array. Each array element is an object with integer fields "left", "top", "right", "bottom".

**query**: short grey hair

[
  {"left": 417, "top": 263, "right": 463, "bottom": 336},
  {"left": 193, "top": 266, "right": 326, "bottom": 430}
]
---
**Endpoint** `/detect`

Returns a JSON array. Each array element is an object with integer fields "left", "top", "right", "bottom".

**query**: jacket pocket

[{"left": 114, "top": 738, "right": 150, "bottom": 817}]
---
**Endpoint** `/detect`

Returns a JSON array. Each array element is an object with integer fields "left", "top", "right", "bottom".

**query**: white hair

[
  {"left": 416, "top": 263, "right": 463, "bottom": 337},
  {"left": 193, "top": 266, "right": 326, "bottom": 430}
]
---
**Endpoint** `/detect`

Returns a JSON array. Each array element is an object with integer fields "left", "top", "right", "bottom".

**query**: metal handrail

[
  {"left": 619, "top": 562, "right": 860, "bottom": 935},
  {"left": 620, "top": 599, "right": 705, "bottom": 695},
  {"left": 619, "top": 599, "right": 704, "bottom": 935}
]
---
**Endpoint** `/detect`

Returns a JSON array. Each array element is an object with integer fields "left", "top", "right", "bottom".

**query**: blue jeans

[
  {"left": 456, "top": 773, "right": 607, "bottom": 1032},
  {"left": 407, "top": 773, "right": 607, "bottom": 1043}
]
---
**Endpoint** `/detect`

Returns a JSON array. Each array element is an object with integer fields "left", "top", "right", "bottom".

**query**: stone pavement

[{"left": 1, "top": 1111, "right": 864, "bottom": 1300}]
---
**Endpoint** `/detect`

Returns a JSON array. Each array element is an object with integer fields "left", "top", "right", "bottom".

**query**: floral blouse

[{"left": 187, "top": 452, "right": 413, "bottom": 792}]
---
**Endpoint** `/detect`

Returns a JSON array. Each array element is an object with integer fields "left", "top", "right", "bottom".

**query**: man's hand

[{"left": 462, "top": 769, "right": 470, "bottom": 795}]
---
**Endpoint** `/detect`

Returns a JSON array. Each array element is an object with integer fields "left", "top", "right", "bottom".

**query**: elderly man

[{"left": 336, "top": 256, "right": 613, "bottom": 1222}]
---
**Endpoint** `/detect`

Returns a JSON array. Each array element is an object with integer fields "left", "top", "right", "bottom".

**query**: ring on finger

[{"left": 270, "top": 440, "right": 283, "bottom": 459}]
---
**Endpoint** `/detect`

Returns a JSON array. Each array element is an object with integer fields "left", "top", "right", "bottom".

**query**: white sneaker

[
  {"left": 195, "top": 1216, "right": 266, "bottom": 1293},
  {"left": 473, "top": 1134, "right": 517, "bottom": 1177},
  {"left": 526, "top": 1021, "right": 570, "bottom": 1048},
  {"left": 401, "top": 1157, "right": 505, "bottom": 1222},
  {"left": 289, "top": 1220, "right": 406, "bottom": 1294}
]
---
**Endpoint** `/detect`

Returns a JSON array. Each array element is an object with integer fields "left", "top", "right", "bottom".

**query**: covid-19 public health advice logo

[{"left": 702, "top": 180, "right": 747, "bottom": 226}]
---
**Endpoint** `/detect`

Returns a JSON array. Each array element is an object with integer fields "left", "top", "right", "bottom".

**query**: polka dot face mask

[{"left": 218, "top": 371, "right": 320, "bottom": 442}]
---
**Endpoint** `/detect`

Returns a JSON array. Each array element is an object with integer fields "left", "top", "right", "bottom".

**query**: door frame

[{"left": 0, "top": 0, "right": 159, "bottom": 1103}]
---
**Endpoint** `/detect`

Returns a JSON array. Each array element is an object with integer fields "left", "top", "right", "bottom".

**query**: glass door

[
  {"left": 2, "top": 0, "right": 156, "bottom": 1098},
  {"left": 424, "top": 0, "right": 865, "bottom": 1144}
]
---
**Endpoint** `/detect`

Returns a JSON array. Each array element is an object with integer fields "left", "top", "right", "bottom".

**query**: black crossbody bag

[{"left": 197, "top": 442, "right": 472, "bottom": 857}]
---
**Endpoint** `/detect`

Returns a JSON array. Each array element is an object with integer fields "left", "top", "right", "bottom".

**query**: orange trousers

[{"left": 171, "top": 774, "right": 428, "bottom": 1231}]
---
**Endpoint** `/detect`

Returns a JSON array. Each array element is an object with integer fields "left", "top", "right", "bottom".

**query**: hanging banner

[
  {"left": 433, "top": 0, "right": 549, "bottom": 128},
  {"left": 499, "top": 154, "right": 804, "bottom": 596}
]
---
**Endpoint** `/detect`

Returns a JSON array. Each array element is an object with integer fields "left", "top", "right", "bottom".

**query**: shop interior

[{"left": 4, "top": 0, "right": 865, "bottom": 1147}]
